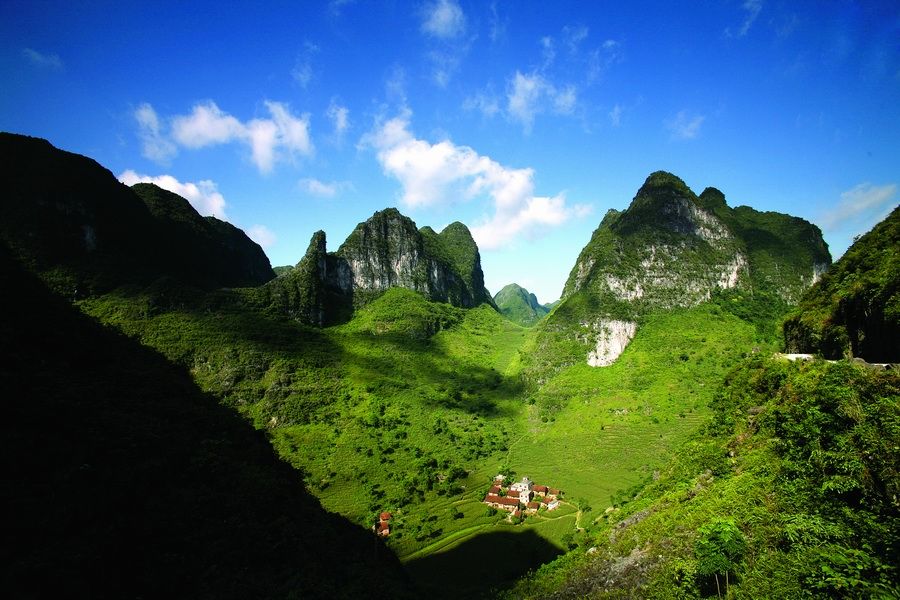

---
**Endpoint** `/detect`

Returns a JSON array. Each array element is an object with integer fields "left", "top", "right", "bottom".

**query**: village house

[
  {"left": 509, "top": 476, "right": 533, "bottom": 493},
  {"left": 484, "top": 495, "right": 520, "bottom": 513},
  {"left": 483, "top": 476, "right": 563, "bottom": 516},
  {"left": 373, "top": 511, "right": 392, "bottom": 537}
]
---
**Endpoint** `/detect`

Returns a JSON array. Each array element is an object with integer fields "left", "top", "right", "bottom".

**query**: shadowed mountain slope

[
  {"left": 0, "top": 132, "right": 274, "bottom": 294},
  {"left": 0, "top": 244, "right": 414, "bottom": 599}
]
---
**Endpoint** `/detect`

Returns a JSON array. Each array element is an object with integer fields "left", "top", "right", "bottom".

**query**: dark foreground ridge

[{"left": 0, "top": 244, "right": 414, "bottom": 599}]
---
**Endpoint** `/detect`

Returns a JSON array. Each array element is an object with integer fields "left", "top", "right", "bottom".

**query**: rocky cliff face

[
  {"left": 552, "top": 171, "right": 831, "bottom": 367},
  {"left": 264, "top": 208, "right": 492, "bottom": 325},
  {"left": 564, "top": 172, "right": 750, "bottom": 314}
]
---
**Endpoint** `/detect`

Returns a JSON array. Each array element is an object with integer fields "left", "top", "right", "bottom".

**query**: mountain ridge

[
  {"left": 531, "top": 171, "right": 830, "bottom": 374},
  {"left": 493, "top": 283, "right": 551, "bottom": 326},
  {"left": 0, "top": 242, "right": 414, "bottom": 599},
  {"left": 0, "top": 132, "right": 274, "bottom": 293},
  {"left": 263, "top": 207, "right": 494, "bottom": 326}
]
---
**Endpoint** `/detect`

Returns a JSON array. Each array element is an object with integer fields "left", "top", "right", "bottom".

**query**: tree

[{"left": 694, "top": 518, "right": 746, "bottom": 598}]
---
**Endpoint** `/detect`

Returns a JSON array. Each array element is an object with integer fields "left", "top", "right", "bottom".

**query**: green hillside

[
  {"left": 784, "top": 206, "right": 899, "bottom": 362},
  {"left": 494, "top": 283, "right": 550, "bottom": 326},
  {"left": 74, "top": 276, "right": 772, "bottom": 597},
  {"left": 505, "top": 356, "right": 899, "bottom": 599}
]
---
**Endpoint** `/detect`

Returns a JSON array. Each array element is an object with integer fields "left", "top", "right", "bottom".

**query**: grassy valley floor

[{"left": 77, "top": 287, "right": 767, "bottom": 597}]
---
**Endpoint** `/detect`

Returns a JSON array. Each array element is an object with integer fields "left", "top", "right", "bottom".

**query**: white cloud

[
  {"left": 292, "top": 42, "right": 319, "bottom": 88},
  {"left": 134, "top": 103, "right": 177, "bottom": 163},
  {"left": 247, "top": 224, "right": 277, "bottom": 249},
  {"left": 488, "top": 2, "right": 506, "bottom": 43},
  {"left": 507, "top": 72, "right": 545, "bottom": 131},
  {"left": 609, "top": 104, "right": 623, "bottom": 126},
  {"left": 420, "top": 0, "right": 466, "bottom": 39},
  {"left": 821, "top": 183, "right": 897, "bottom": 232},
  {"left": 385, "top": 66, "right": 408, "bottom": 104},
  {"left": 463, "top": 92, "right": 501, "bottom": 118},
  {"left": 507, "top": 71, "right": 578, "bottom": 132},
  {"left": 665, "top": 110, "right": 706, "bottom": 140},
  {"left": 363, "top": 110, "right": 591, "bottom": 249},
  {"left": 327, "top": 99, "right": 350, "bottom": 138},
  {"left": 171, "top": 102, "right": 245, "bottom": 148},
  {"left": 418, "top": 0, "right": 471, "bottom": 86},
  {"left": 553, "top": 85, "right": 577, "bottom": 114},
  {"left": 428, "top": 49, "right": 465, "bottom": 88},
  {"left": 167, "top": 100, "right": 312, "bottom": 173},
  {"left": 328, "top": 0, "right": 355, "bottom": 16},
  {"left": 299, "top": 178, "right": 353, "bottom": 198},
  {"left": 118, "top": 170, "right": 228, "bottom": 220},
  {"left": 726, "top": 0, "right": 763, "bottom": 37},
  {"left": 22, "top": 48, "right": 62, "bottom": 69},
  {"left": 540, "top": 36, "right": 556, "bottom": 69},
  {"left": 587, "top": 39, "right": 622, "bottom": 83},
  {"left": 562, "top": 25, "right": 589, "bottom": 54},
  {"left": 266, "top": 101, "right": 314, "bottom": 156},
  {"left": 292, "top": 63, "right": 312, "bottom": 87}
]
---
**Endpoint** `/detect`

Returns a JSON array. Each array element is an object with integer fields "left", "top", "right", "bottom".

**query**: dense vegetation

[
  {"left": 505, "top": 356, "right": 899, "bottom": 598},
  {"left": 493, "top": 283, "right": 551, "bottom": 326},
  {"left": 784, "top": 205, "right": 899, "bottom": 362}
]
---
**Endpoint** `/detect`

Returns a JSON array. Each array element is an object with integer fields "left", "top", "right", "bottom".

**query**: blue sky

[{"left": 2, "top": 0, "right": 898, "bottom": 303}]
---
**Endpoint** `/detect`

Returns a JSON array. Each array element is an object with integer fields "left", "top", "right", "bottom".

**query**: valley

[
  {"left": 1, "top": 133, "right": 895, "bottom": 598},
  {"left": 76, "top": 276, "right": 766, "bottom": 597}
]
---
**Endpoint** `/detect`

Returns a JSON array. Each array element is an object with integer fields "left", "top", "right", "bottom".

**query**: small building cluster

[
  {"left": 373, "top": 511, "right": 392, "bottom": 537},
  {"left": 483, "top": 475, "right": 561, "bottom": 520}
]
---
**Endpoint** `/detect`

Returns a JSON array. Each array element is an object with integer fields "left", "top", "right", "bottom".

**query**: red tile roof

[
  {"left": 493, "top": 496, "right": 520, "bottom": 507},
  {"left": 549, "top": 488, "right": 560, "bottom": 495},
  {"left": 527, "top": 501, "right": 541, "bottom": 509},
  {"left": 488, "top": 485, "right": 501, "bottom": 495},
  {"left": 533, "top": 484, "right": 548, "bottom": 493},
  {"left": 377, "top": 522, "right": 390, "bottom": 532},
  {"left": 379, "top": 512, "right": 392, "bottom": 521}
]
